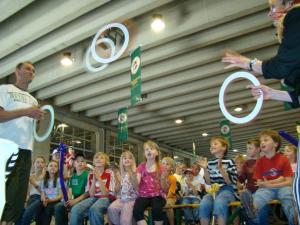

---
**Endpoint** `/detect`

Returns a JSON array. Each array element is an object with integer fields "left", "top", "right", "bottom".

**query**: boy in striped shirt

[{"left": 197, "top": 136, "right": 238, "bottom": 225}]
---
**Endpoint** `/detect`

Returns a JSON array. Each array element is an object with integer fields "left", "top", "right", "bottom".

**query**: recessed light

[
  {"left": 202, "top": 133, "right": 208, "bottom": 137},
  {"left": 57, "top": 123, "right": 68, "bottom": 129},
  {"left": 243, "top": 154, "right": 247, "bottom": 157},
  {"left": 234, "top": 107, "right": 243, "bottom": 112},
  {"left": 151, "top": 14, "right": 165, "bottom": 32},
  {"left": 60, "top": 52, "right": 73, "bottom": 66},
  {"left": 174, "top": 156, "right": 179, "bottom": 159},
  {"left": 233, "top": 149, "right": 239, "bottom": 152},
  {"left": 175, "top": 119, "right": 183, "bottom": 124}
]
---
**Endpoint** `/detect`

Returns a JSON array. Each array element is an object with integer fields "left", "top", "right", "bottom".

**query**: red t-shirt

[
  {"left": 86, "top": 169, "right": 112, "bottom": 198},
  {"left": 254, "top": 153, "right": 293, "bottom": 181}
]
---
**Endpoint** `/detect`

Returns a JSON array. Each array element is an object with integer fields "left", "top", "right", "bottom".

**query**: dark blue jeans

[
  {"left": 16, "top": 194, "right": 43, "bottom": 225},
  {"left": 54, "top": 202, "right": 69, "bottom": 225}
]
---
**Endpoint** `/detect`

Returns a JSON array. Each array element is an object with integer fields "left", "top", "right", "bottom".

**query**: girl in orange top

[{"left": 162, "top": 157, "right": 177, "bottom": 225}]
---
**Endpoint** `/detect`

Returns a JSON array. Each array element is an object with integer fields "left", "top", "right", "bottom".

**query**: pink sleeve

[{"left": 137, "top": 163, "right": 144, "bottom": 174}]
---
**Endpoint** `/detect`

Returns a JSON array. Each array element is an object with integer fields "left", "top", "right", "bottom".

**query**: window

[
  {"left": 107, "top": 135, "right": 138, "bottom": 165},
  {"left": 50, "top": 120, "right": 96, "bottom": 162}
]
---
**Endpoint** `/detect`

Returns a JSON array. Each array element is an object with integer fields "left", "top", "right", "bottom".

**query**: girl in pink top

[
  {"left": 107, "top": 151, "right": 138, "bottom": 225},
  {"left": 133, "top": 141, "right": 169, "bottom": 225}
]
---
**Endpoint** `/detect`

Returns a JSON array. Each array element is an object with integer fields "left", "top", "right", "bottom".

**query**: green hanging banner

[
  {"left": 117, "top": 108, "right": 128, "bottom": 141},
  {"left": 220, "top": 119, "right": 233, "bottom": 151},
  {"left": 130, "top": 46, "right": 142, "bottom": 106},
  {"left": 281, "top": 83, "right": 294, "bottom": 111}
]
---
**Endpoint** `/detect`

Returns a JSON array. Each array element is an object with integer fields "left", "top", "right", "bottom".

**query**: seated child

[
  {"left": 238, "top": 139, "right": 260, "bottom": 193},
  {"left": 284, "top": 144, "right": 297, "bottom": 173},
  {"left": 181, "top": 168, "right": 201, "bottom": 225},
  {"left": 54, "top": 154, "right": 89, "bottom": 225},
  {"left": 133, "top": 141, "right": 169, "bottom": 225},
  {"left": 240, "top": 130, "right": 295, "bottom": 225},
  {"left": 161, "top": 157, "right": 177, "bottom": 225},
  {"left": 17, "top": 156, "right": 46, "bottom": 225},
  {"left": 107, "top": 151, "right": 138, "bottom": 225},
  {"left": 40, "top": 160, "right": 62, "bottom": 225},
  {"left": 70, "top": 152, "right": 114, "bottom": 225},
  {"left": 197, "top": 136, "right": 238, "bottom": 225}
]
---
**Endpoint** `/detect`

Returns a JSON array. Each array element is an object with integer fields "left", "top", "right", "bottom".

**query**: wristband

[{"left": 249, "top": 58, "right": 257, "bottom": 71}]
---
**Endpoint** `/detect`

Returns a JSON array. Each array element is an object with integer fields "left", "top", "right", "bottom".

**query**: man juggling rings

[
  {"left": 0, "top": 62, "right": 45, "bottom": 224},
  {"left": 222, "top": 0, "right": 300, "bottom": 222}
]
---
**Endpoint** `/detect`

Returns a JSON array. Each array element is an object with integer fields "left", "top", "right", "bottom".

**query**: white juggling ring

[
  {"left": 219, "top": 71, "right": 263, "bottom": 124},
  {"left": 85, "top": 38, "right": 116, "bottom": 72},
  {"left": 90, "top": 23, "right": 129, "bottom": 64},
  {"left": 33, "top": 105, "right": 55, "bottom": 142}
]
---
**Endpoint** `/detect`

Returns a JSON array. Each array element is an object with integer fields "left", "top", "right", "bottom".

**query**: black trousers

[
  {"left": 2, "top": 149, "right": 32, "bottom": 222},
  {"left": 133, "top": 196, "right": 166, "bottom": 222}
]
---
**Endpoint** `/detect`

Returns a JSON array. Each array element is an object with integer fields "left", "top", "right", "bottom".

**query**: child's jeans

[
  {"left": 252, "top": 187, "right": 296, "bottom": 225},
  {"left": 181, "top": 196, "right": 200, "bottom": 222},
  {"left": 198, "top": 185, "right": 236, "bottom": 222}
]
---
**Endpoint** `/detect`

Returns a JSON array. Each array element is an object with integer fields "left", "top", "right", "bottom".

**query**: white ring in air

[
  {"left": 90, "top": 23, "right": 129, "bottom": 64},
  {"left": 85, "top": 38, "right": 116, "bottom": 72},
  {"left": 219, "top": 71, "right": 263, "bottom": 124},
  {"left": 33, "top": 105, "right": 55, "bottom": 142}
]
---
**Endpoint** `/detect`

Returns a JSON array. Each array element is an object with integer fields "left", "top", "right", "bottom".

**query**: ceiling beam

[
  {"left": 0, "top": 0, "right": 34, "bottom": 23},
  {"left": 0, "top": 0, "right": 172, "bottom": 79},
  {"left": 59, "top": 27, "right": 277, "bottom": 109},
  {"left": 133, "top": 102, "right": 299, "bottom": 133},
  {"left": 38, "top": 9, "right": 272, "bottom": 101},
  {"left": 0, "top": 0, "right": 110, "bottom": 59},
  {"left": 33, "top": 0, "right": 269, "bottom": 99}
]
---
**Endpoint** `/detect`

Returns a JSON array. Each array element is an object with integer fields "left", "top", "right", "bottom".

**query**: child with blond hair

[
  {"left": 133, "top": 141, "right": 169, "bottom": 225},
  {"left": 107, "top": 151, "right": 138, "bottom": 225},
  {"left": 161, "top": 156, "right": 177, "bottom": 225},
  {"left": 284, "top": 144, "right": 297, "bottom": 173}
]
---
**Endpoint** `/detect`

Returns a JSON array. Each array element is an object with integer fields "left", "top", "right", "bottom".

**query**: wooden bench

[
  {"left": 146, "top": 200, "right": 282, "bottom": 225},
  {"left": 227, "top": 200, "right": 281, "bottom": 225},
  {"left": 228, "top": 199, "right": 280, "bottom": 207}
]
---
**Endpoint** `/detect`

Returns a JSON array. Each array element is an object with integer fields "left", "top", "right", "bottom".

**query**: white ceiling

[{"left": 1, "top": 0, "right": 299, "bottom": 157}]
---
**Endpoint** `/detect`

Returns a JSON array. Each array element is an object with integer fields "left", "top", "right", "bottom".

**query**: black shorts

[{"left": 1, "top": 149, "right": 32, "bottom": 222}]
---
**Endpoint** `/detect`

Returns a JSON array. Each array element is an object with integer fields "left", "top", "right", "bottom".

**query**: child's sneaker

[{"left": 240, "top": 190, "right": 257, "bottom": 219}]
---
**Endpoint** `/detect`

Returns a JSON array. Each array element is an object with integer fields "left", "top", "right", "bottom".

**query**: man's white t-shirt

[{"left": 0, "top": 84, "right": 38, "bottom": 150}]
